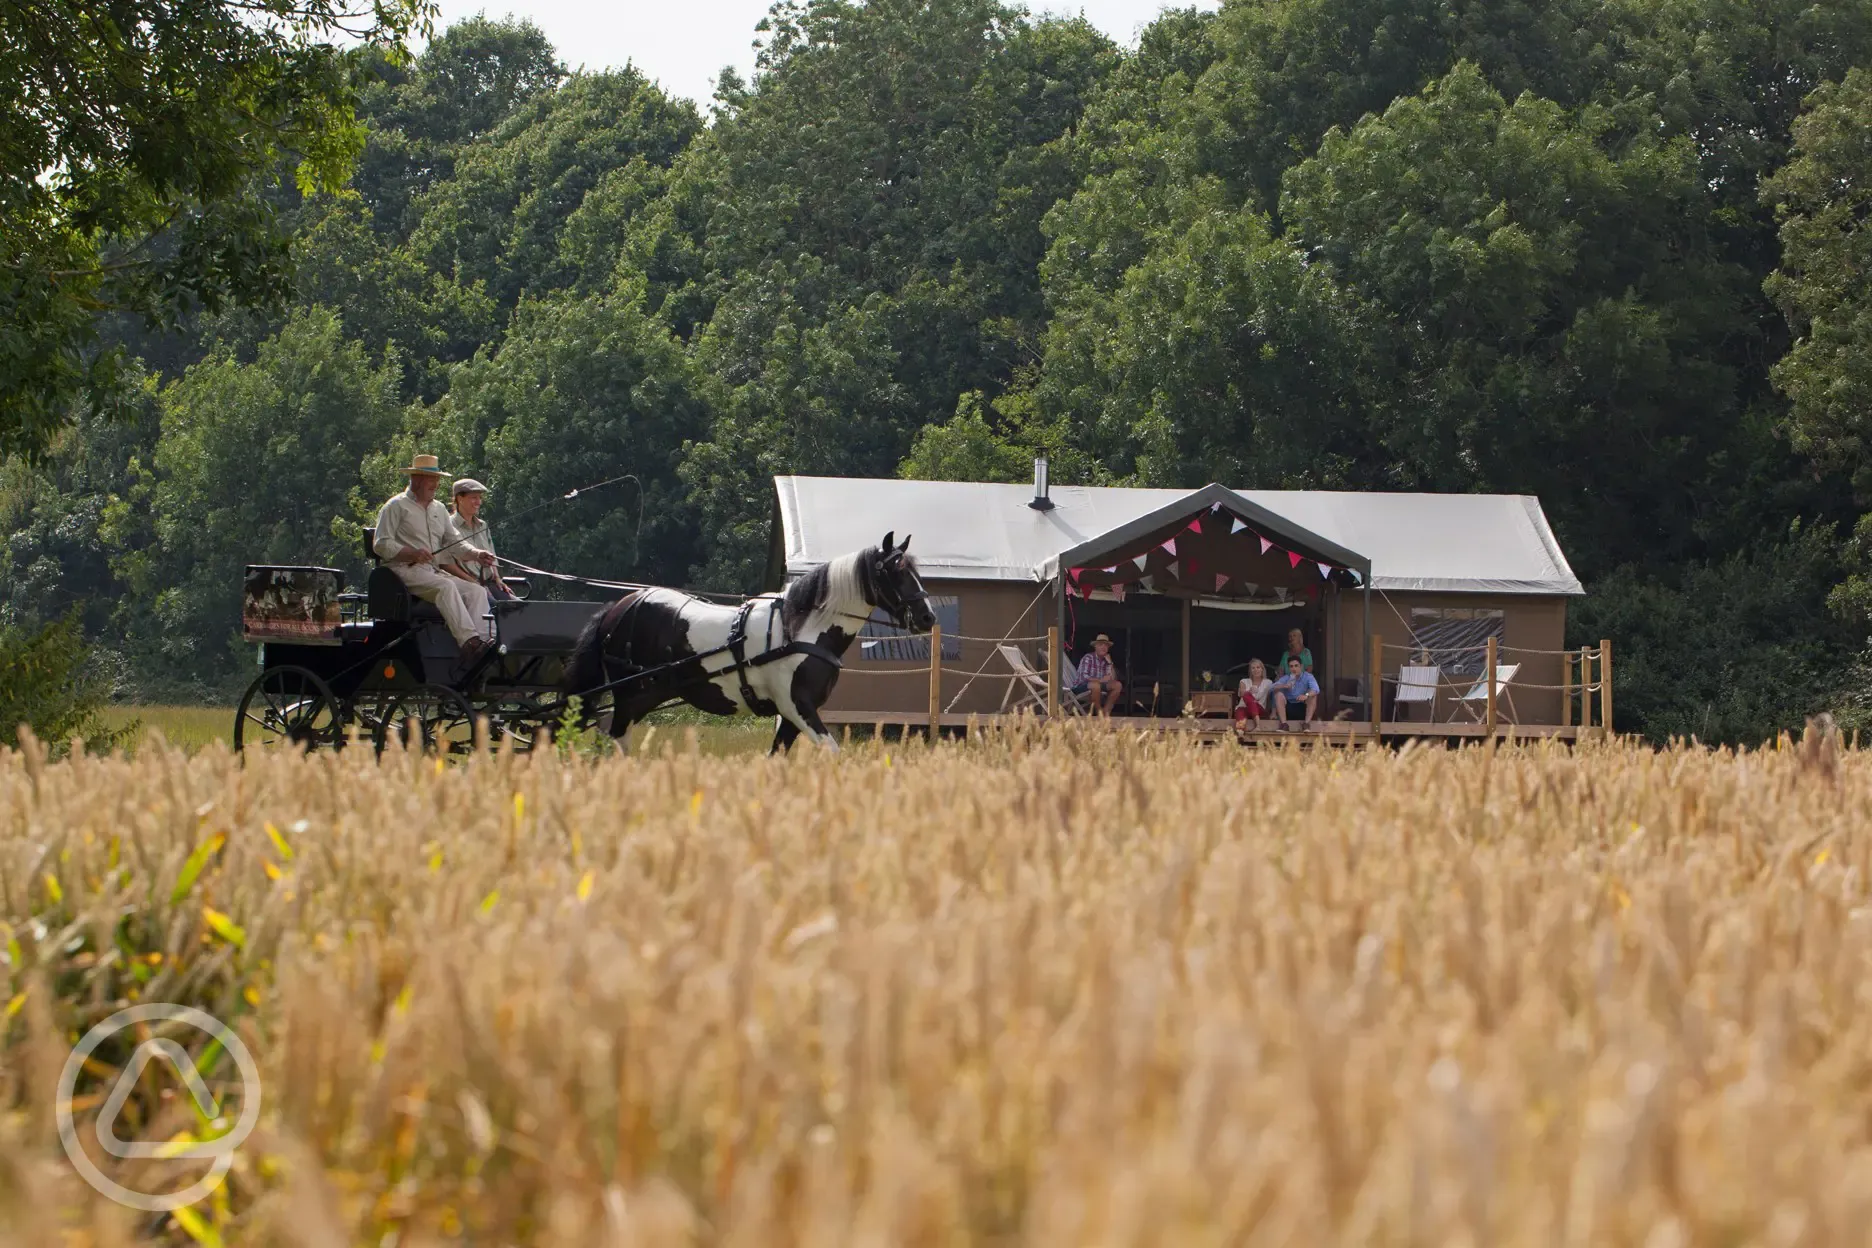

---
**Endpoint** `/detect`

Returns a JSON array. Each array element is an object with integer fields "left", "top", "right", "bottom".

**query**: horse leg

[
  {"left": 777, "top": 699, "right": 839, "bottom": 751},
  {"left": 770, "top": 718, "right": 802, "bottom": 755}
]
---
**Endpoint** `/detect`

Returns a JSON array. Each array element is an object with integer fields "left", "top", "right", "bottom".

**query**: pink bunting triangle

[
  {"left": 1259, "top": 536, "right": 1272, "bottom": 555},
  {"left": 1102, "top": 566, "right": 1118, "bottom": 575},
  {"left": 1288, "top": 550, "right": 1303, "bottom": 569},
  {"left": 1318, "top": 562, "right": 1332, "bottom": 580},
  {"left": 1112, "top": 583, "right": 1125, "bottom": 602},
  {"left": 1215, "top": 573, "right": 1228, "bottom": 591},
  {"left": 1188, "top": 518, "right": 1203, "bottom": 535},
  {"left": 1231, "top": 518, "right": 1248, "bottom": 535},
  {"left": 1162, "top": 538, "right": 1177, "bottom": 557}
]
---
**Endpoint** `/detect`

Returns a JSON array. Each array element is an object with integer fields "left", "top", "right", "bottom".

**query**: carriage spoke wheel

[
  {"left": 374, "top": 685, "right": 478, "bottom": 757},
  {"left": 234, "top": 666, "right": 343, "bottom": 753}
]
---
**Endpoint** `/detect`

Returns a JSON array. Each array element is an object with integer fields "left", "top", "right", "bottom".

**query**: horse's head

[{"left": 866, "top": 531, "right": 936, "bottom": 632}]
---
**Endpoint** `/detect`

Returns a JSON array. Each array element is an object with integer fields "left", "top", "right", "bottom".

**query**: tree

[
  {"left": 1764, "top": 68, "right": 1872, "bottom": 502},
  {"left": 0, "top": 0, "right": 428, "bottom": 459},
  {"left": 407, "top": 70, "right": 701, "bottom": 310},
  {"left": 140, "top": 307, "right": 405, "bottom": 685},
  {"left": 431, "top": 281, "right": 707, "bottom": 587},
  {"left": 352, "top": 17, "right": 567, "bottom": 235}
]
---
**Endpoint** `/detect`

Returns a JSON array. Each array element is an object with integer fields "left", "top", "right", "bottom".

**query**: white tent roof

[{"left": 774, "top": 476, "right": 1583, "bottom": 596}]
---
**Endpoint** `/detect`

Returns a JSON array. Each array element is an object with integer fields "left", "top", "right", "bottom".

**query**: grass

[
  {"left": 5, "top": 722, "right": 1871, "bottom": 1244},
  {"left": 96, "top": 704, "right": 234, "bottom": 753}
]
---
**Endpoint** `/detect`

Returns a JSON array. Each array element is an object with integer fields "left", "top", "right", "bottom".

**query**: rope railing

[
  {"left": 1365, "top": 634, "right": 1612, "bottom": 737},
  {"left": 1381, "top": 641, "right": 1604, "bottom": 659}
]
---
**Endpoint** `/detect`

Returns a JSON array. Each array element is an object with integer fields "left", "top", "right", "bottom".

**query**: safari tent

[{"left": 766, "top": 468, "right": 1586, "bottom": 728}]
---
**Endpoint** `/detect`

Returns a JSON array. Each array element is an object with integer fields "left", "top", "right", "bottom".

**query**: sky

[{"left": 422, "top": 0, "right": 1220, "bottom": 107}]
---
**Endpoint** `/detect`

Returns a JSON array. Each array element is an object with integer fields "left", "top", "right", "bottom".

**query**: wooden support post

[
  {"left": 1180, "top": 597, "right": 1192, "bottom": 715},
  {"left": 928, "top": 623, "right": 942, "bottom": 740},
  {"left": 1579, "top": 646, "right": 1593, "bottom": 731},
  {"left": 1599, "top": 638, "right": 1613, "bottom": 740},
  {"left": 1561, "top": 647, "right": 1573, "bottom": 728},
  {"left": 1369, "top": 632, "right": 1383, "bottom": 738},
  {"left": 1485, "top": 635, "right": 1498, "bottom": 738},
  {"left": 1046, "top": 626, "right": 1060, "bottom": 719}
]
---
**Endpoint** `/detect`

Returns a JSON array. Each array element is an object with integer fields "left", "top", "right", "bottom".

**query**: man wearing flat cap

[
  {"left": 445, "top": 478, "right": 511, "bottom": 601},
  {"left": 373, "top": 454, "right": 493, "bottom": 661}
]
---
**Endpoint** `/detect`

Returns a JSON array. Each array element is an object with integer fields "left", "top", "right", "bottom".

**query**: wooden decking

[{"left": 818, "top": 710, "right": 1591, "bottom": 745}]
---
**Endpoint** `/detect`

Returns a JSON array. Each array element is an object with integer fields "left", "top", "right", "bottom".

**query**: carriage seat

[{"left": 366, "top": 565, "right": 444, "bottom": 625}]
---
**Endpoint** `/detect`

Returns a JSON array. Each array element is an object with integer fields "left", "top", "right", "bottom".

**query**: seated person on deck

[
  {"left": 1270, "top": 655, "right": 1320, "bottom": 730},
  {"left": 1072, "top": 634, "right": 1123, "bottom": 717},
  {"left": 1234, "top": 657, "right": 1274, "bottom": 731}
]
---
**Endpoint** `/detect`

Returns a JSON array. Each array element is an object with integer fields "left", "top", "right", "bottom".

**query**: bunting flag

[
  {"left": 1113, "top": 583, "right": 1126, "bottom": 602},
  {"left": 1102, "top": 566, "right": 1118, "bottom": 575},
  {"left": 1162, "top": 537, "right": 1177, "bottom": 557},
  {"left": 1210, "top": 502, "right": 1223, "bottom": 514},
  {"left": 1132, "top": 554, "right": 1148, "bottom": 572},
  {"left": 1165, "top": 560, "right": 1180, "bottom": 579},
  {"left": 1215, "top": 573, "right": 1229, "bottom": 591},
  {"left": 1260, "top": 536, "right": 1273, "bottom": 555},
  {"left": 1231, "top": 518, "right": 1248, "bottom": 535},
  {"left": 1288, "top": 550, "right": 1303, "bottom": 569},
  {"left": 1318, "top": 562, "right": 1333, "bottom": 580},
  {"left": 1188, "top": 518, "right": 1203, "bottom": 535},
  {"left": 1140, "top": 575, "right": 1155, "bottom": 592}
]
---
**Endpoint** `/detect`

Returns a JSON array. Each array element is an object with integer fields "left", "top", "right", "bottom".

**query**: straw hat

[
  {"left": 1093, "top": 633, "right": 1113, "bottom": 645},
  {"left": 400, "top": 453, "right": 449, "bottom": 477},
  {"left": 452, "top": 478, "right": 488, "bottom": 497}
]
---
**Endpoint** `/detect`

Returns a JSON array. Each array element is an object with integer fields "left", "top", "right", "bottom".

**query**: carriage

[{"left": 233, "top": 535, "right": 605, "bottom": 752}]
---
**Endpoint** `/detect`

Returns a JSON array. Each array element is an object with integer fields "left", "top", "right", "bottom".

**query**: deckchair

[
  {"left": 1452, "top": 664, "right": 1520, "bottom": 724},
  {"left": 1392, "top": 665, "right": 1440, "bottom": 722},
  {"left": 996, "top": 644, "right": 1089, "bottom": 716}
]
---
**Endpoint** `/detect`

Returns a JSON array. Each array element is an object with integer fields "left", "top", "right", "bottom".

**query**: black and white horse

[{"left": 561, "top": 533, "right": 936, "bottom": 752}]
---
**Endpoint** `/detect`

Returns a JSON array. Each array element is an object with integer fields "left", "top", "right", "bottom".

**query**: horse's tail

[{"left": 561, "top": 599, "right": 622, "bottom": 723}]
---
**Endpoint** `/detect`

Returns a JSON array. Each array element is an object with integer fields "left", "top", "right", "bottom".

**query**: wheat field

[{"left": 4, "top": 723, "right": 1871, "bottom": 1246}]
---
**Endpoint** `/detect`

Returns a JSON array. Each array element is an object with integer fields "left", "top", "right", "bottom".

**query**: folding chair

[
  {"left": 996, "top": 645, "right": 1088, "bottom": 716},
  {"left": 1336, "top": 676, "right": 1368, "bottom": 720},
  {"left": 1392, "top": 665, "right": 1440, "bottom": 722},
  {"left": 1452, "top": 664, "right": 1520, "bottom": 723}
]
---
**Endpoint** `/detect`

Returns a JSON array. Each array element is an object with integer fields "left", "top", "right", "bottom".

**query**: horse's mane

[{"left": 781, "top": 551, "right": 870, "bottom": 634}]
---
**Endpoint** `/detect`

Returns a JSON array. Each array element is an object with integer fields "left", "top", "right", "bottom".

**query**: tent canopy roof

[{"left": 772, "top": 477, "right": 1583, "bottom": 596}]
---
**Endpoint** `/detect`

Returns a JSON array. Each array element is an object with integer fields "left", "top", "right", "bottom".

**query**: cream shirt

[{"left": 374, "top": 489, "right": 477, "bottom": 564}]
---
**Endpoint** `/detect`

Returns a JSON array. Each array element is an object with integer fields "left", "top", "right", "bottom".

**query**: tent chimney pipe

[{"left": 1029, "top": 455, "right": 1055, "bottom": 511}]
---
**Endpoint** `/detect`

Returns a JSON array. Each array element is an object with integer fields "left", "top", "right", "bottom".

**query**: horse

[{"left": 560, "top": 532, "right": 936, "bottom": 753}]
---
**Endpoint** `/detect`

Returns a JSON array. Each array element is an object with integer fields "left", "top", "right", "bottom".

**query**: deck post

[
  {"left": 1369, "top": 632, "right": 1383, "bottom": 739},
  {"left": 1580, "top": 646, "right": 1593, "bottom": 731},
  {"left": 928, "top": 623, "right": 942, "bottom": 740},
  {"left": 1046, "top": 626, "right": 1060, "bottom": 719},
  {"left": 1485, "top": 634, "right": 1498, "bottom": 739},
  {"left": 1600, "top": 638, "right": 1613, "bottom": 740},
  {"left": 1562, "top": 647, "right": 1573, "bottom": 728},
  {"left": 1180, "top": 597, "right": 1192, "bottom": 714}
]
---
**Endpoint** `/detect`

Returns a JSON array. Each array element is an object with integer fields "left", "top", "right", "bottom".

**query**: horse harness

[{"left": 597, "top": 590, "right": 846, "bottom": 711}]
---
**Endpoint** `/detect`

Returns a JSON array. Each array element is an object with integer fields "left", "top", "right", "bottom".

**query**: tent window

[
  {"left": 1408, "top": 608, "right": 1504, "bottom": 680},
  {"left": 860, "top": 595, "right": 959, "bottom": 661}
]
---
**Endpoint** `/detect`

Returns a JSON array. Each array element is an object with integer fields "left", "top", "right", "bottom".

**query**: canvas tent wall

[{"left": 768, "top": 476, "right": 1583, "bottom": 720}]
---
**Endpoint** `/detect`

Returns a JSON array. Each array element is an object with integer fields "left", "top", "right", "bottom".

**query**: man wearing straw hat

[{"left": 373, "top": 454, "right": 492, "bottom": 662}]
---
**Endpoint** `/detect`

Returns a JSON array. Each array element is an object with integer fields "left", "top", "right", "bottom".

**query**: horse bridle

[{"left": 868, "top": 550, "right": 930, "bottom": 626}]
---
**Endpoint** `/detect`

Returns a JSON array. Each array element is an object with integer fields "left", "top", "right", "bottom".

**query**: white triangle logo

[{"left": 98, "top": 1039, "right": 226, "bottom": 1159}]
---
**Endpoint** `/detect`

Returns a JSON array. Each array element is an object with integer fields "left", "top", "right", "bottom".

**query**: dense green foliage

[{"left": 6, "top": 0, "right": 1872, "bottom": 741}]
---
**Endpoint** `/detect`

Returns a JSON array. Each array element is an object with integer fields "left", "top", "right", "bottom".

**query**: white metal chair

[
  {"left": 1392, "top": 665, "right": 1440, "bottom": 721},
  {"left": 1452, "top": 664, "right": 1520, "bottom": 723},
  {"left": 996, "top": 644, "right": 1088, "bottom": 716}
]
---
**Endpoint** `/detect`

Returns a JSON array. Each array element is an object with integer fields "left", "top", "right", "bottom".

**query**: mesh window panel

[
  {"left": 1408, "top": 609, "right": 1504, "bottom": 681},
  {"left": 859, "top": 596, "right": 960, "bottom": 661}
]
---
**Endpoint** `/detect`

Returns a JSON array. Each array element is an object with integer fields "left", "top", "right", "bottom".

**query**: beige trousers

[{"left": 394, "top": 564, "right": 492, "bottom": 648}]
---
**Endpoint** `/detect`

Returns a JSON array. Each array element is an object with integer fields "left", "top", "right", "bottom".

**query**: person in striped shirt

[{"left": 1073, "top": 633, "right": 1124, "bottom": 717}]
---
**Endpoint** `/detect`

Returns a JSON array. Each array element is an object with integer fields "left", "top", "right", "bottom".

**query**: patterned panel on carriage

[{"left": 489, "top": 599, "right": 605, "bottom": 692}]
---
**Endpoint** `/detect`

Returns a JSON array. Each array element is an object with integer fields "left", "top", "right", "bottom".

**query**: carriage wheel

[
  {"left": 234, "top": 666, "right": 344, "bottom": 753},
  {"left": 374, "top": 685, "right": 478, "bottom": 756}
]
